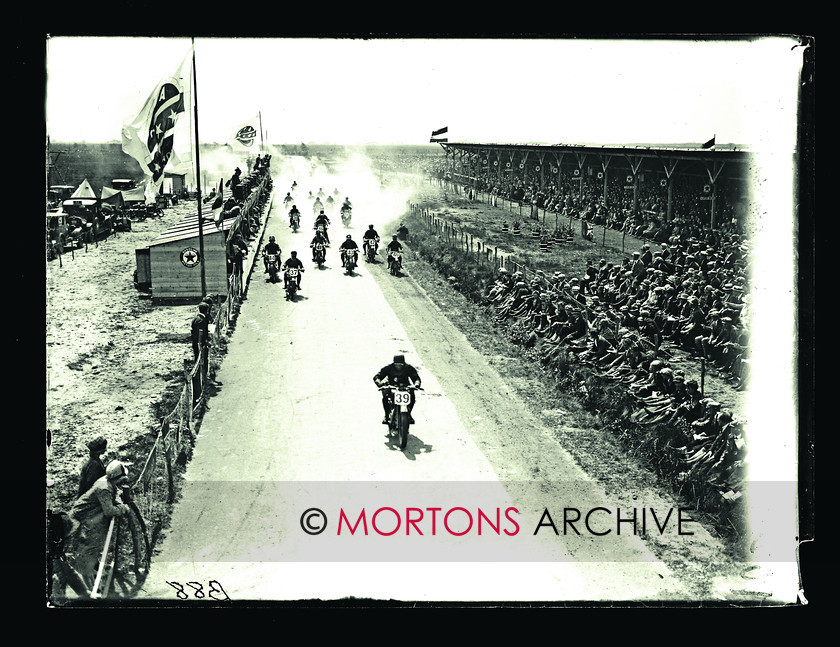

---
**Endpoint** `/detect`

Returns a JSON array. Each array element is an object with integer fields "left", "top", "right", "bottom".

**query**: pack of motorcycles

[{"left": 263, "top": 227, "right": 402, "bottom": 302}]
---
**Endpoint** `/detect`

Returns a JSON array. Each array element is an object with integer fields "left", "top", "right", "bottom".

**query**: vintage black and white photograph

[{"left": 45, "top": 35, "right": 813, "bottom": 607}]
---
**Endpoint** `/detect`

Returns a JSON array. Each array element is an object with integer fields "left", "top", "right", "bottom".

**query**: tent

[
  {"left": 101, "top": 183, "right": 147, "bottom": 205},
  {"left": 62, "top": 178, "right": 99, "bottom": 215}
]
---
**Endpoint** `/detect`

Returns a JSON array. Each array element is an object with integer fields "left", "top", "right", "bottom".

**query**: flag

[
  {"left": 227, "top": 115, "right": 261, "bottom": 152},
  {"left": 430, "top": 137, "right": 448, "bottom": 143},
  {"left": 431, "top": 126, "right": 448, "bottom": 137},
  {"left": 702, "top": 136, "right": 716, "bottom": 149},
  {"left": 212, "top": 178, "right": 224, "bottom": 226},
  {"left": 121, "top": 49, "right": 193, "bottom": 204}
]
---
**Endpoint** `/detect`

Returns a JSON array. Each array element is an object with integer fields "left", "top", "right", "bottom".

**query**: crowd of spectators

[
  {"left": 424, "top": 159, "right": 751, "bottom": 244},
  {"left": 484, "top": 228, "right": 752, "bottom": 431}
]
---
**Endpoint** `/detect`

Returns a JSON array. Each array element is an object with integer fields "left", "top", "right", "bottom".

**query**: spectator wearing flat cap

[{"left": 77, "top": 436, "right": 108, "bottom": 499}]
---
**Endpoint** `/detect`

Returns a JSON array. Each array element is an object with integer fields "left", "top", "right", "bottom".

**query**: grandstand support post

[
  {"left": 700, "top": 358, "right": 706, "bottom": 396},
  {"left": 602, "top": 223, "right": 607, "bottom": 247},
  {"left": 622, "top": 230, "right": 626, "bottom": 254}
]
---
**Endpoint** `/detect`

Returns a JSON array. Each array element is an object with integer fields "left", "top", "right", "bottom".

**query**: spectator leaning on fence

[{"left": 68, "top": 460, "right": 133, "bottom": 589}]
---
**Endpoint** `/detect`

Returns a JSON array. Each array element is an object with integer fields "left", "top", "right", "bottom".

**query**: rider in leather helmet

[
  {"left": 281, "top": 251, "right": 305, "bottom": 289},
  {"left": 373, "top": 354, "right": 422, "bottom": 424},
  {"left": 263, "top": 235, "right": 281, "bottom": 273},
  {"left": 339, "top": 234, "right": 359, "bottom": 267}
]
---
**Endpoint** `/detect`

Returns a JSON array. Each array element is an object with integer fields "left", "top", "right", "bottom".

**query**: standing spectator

[
  {"left": 227, "top": 230, "right": 247, "bottom": 279},
  {"left": 77, "top": 436, "right": 108, "bottom": 499},
  {"left": 68, "top": 461, "right": 133, "bottom": 588},
  {"left": 191, "top": 302, "right": 210, "bottom": 378}
]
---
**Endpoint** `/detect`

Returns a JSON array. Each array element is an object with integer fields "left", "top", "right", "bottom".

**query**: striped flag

[
  {"left": 430, "top": 125, "right": 449, "bottom": 143},
  {"left": 121, "top": 48, "right": 193, "bottom": 204},
  {"left": 702, "top": 135, "right": 716, "bottom": 149}
]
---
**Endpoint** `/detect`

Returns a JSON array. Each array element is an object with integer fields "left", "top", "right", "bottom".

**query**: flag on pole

[
  {"left": 227, "top": 115, "right": 261, "bottom": 152},
  {"left": 212, "top": 178, "right": 224, "bottom": 226},
  {"left": 121, "top": 48, "right": 193, "bottom": 204},
  {"left": 430, "top": 125, "right": 448, "bottom": 143},
  {"left": 702, "top": 135, "right": 716, "bottom": 149}
]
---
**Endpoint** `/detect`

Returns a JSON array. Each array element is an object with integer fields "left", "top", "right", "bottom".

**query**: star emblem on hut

[{"left": 180, "top": 247, "right": 201, "bottom": 267}]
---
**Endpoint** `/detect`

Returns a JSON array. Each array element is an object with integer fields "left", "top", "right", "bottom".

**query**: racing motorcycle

[
  {"left": 387, "top": 250, "right": 402, "bottom": 276},
  {"left": 284, "top": 267, "right": 300, "bottom": 301},
  {"left": 265, "top": 252, "right": 280, "bottom": 283},
  {"left": 314, "top": 223, "right": 330, "bottom": 245},
  {"left": 340, "top": 206, "right": 352, "bottom": 227},
  {"left": 379, "top": 382, "right": 423, "bottom": 450},
  {"left": 341, "top": 248, "right": 357, "bottom": 274},
  {"left": 289, "top": 212, "right": 300, "bottom": 233},
  {"left": 363, "top": 237, "right": 379, "bottom": 263},
  {"left": 312, "top": 241, "right": 327, "bottom": 268}
]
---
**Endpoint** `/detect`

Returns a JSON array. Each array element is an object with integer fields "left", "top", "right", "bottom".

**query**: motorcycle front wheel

[{"left": 397, "top": 410, "right": 409, "bottom": 450}]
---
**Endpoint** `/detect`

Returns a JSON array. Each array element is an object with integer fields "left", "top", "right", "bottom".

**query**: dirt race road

[{"left": 134, "top": 163, "right": 790, "bottom": 604}]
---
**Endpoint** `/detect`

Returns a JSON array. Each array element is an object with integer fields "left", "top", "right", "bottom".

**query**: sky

[{"left": 44, "top": 36, "right": 806, "bottom": 150}]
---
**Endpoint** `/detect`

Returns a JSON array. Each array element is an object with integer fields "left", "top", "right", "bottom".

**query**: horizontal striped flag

[
  {"left": 431, "top": 126, "right": 448, "bottom": 137},
  {"left": 702, "top": 135, "right": 716, "bottom": 149}
]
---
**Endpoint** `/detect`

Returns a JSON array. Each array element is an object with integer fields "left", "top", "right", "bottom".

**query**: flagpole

[
  {"left": 259, "top": 111, "right": 264, "bottom": 153},
  {"left": 191, "top": 38, "right": 207, "bottom": 298}
]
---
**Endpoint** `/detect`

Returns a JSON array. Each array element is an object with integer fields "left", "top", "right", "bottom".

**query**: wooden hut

[{"left": 136, "top": 206, "right": 235, "bottom": 300}]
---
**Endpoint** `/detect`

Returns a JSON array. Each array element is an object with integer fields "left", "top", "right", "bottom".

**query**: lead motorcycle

[
  {"left": 340, "top": 206, "right": 352, "bottom": 227},
  {"left": 379, "top": 382, "right": 423, "bottom": 450}
]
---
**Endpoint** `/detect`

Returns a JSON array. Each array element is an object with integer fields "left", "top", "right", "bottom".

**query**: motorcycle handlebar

[{"left": 378, "top": 384, "right": 423, "bottom": 391}]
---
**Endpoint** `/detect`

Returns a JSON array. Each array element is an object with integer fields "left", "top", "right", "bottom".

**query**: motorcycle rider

[
  {"left": 262, "top": 235, "right": 281, "bottom": 273},
  {"left": 339, "top": 234, "right": 359, "bottom": 268},
  {"left": 314, "top": 210, "right": 331, "bottom": 244},
  {"left": 310, "top": 230, "right": 328, "bottom": 262},
  {"left": 288, "top": 204, "right": 301, "bottom": 229},
  {"left": 373, "top": 354, "right": 422, "bottom": 425},
  {"left": 386, "top": 234, "right": 403, "bottom": 271},
  {"left": 283, "top": 192, "right": 293, "bottom": 207},
  {"left": 362, "top": 224, "right": 380, "bottom": 256},
  {"left": 281, "top": 251, "right": 305, "bottom": 290},
  {"left": 386, "top": 234, "right": 403, "bottom": 254}
]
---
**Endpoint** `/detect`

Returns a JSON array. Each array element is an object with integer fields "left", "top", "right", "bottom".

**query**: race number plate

[
  {"left": 393, "top": 390, "right": 411, "bottom": 406},
  {"left": 287, "top": 268, "right": 298, "bottom": 277}
]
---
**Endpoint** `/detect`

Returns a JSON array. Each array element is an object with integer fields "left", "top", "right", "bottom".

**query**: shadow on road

[{"left": 382, "top": 431, "right": 433, "bottom": 460}]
